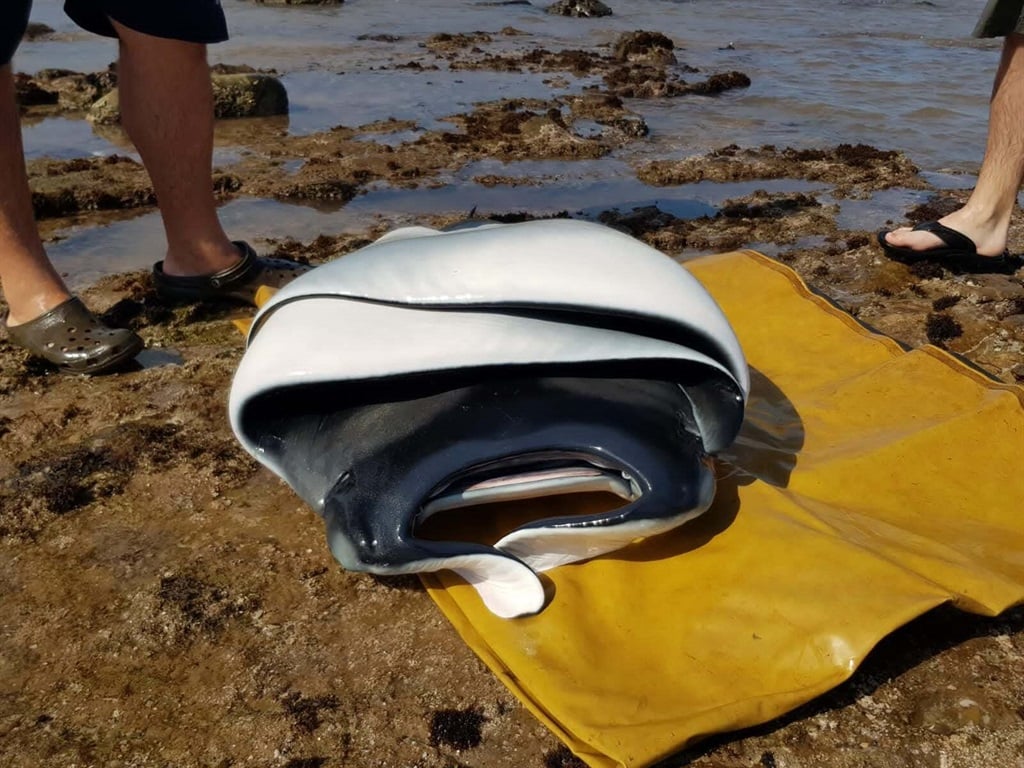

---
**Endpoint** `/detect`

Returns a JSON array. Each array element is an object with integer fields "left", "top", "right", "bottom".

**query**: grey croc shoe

[
  {"left": 152, "top": 241, "right": 312, "bottom": 306},
  {"left": 5, "top": 297, "right": 144, "bottom": 375}
]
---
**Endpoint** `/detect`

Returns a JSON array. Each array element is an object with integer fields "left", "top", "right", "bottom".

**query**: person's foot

[
  {"left": 4, "top": 296, "right": 144, "bottom": 375},
  {"left": 152, "top": 241, "right": 312, "bottom": 306},
  {"left": 159, "top": 240, "right": 248, "bottom": 278},
  {"left": 882, "top": 209, "right": 1008, "bottom": 258},
  {"left": 3, "top": 285, "right": 73, "bottom": 327}
]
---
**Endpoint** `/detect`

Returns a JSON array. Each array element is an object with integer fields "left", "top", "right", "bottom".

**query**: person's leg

[
  {"left": 2, "top": 61, "right": 142, "bottom": 372},
  {"left": 110, "top": 19, "right": 241, "bottom": 278},
  {"left": 0, "top": 64, "right": 74, "bottom": 326},
  {"left": 883, "top": 32, "right": 1024, "bottom": 257}
]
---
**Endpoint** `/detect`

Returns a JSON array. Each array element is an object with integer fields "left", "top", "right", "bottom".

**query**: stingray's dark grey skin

[
  {"left": 240, "top": 372, "right": 718, "bottom": 615},
  {"left": 242, "top": 375, "right": 713, "bottom": 574}
]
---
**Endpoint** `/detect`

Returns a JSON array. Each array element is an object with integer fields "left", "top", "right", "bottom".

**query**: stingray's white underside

[{"left": 421, "top": 466, "right": 638, "bottom": 516}]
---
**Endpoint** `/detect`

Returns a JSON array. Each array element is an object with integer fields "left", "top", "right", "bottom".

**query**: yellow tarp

[{"left": 420, "top": 249, "right": 1024, "bottom": 768}]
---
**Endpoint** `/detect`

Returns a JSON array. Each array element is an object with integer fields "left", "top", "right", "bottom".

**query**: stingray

[{"left": 229, "top": 219, "right": 749, "bottom": 617}]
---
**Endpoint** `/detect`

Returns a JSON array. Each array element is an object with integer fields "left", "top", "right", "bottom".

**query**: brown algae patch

[
  {"left": 638, "top": 143, "right": 926, "bottom": 197},
  {"left": 437, "top": 29, "right": 751, "bottom": 100}
]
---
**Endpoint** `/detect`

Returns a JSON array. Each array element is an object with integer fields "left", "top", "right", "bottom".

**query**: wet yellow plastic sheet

[{"left": 420, "top": 249, "right": 1024, "bottom": 768}]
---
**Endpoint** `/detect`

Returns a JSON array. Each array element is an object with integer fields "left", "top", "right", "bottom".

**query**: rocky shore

[{"left": 2, "top": 16, "right": 1023, "bottom": 768}]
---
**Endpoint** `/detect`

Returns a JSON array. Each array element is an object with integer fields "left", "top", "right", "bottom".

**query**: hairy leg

[
  {"left": 0, "top": 65, "right": 73, "bottom": 325},
  {"left": 112, "top": 20, "right": 240, "bottom": 276},
  {"left": 885, "top": 32, "right": 1024, "bottom": 257}
]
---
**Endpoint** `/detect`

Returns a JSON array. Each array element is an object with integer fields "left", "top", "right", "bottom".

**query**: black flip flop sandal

[
  {"left": 876, "top": 221, "right": 1018, "bottom": 273},
  {"left": 152, "top": 241, "right": 312, "bottom": 306},
  {"left": 4, "top": 297, "right": 144, "bottom": 375}
]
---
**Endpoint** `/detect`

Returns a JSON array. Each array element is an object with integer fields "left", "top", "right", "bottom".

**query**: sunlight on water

[
  {"left": 16, "top": 0, "right": 1000, "bottom": 286},
  {"left": 279, "top": 68, "right": 593, "bottom": 134},
  {"left": 17, "top": 0, "right": 996, "bottom": 172},
  {"left": 47, "top": 173, "right": 830, "bottom": 288}
]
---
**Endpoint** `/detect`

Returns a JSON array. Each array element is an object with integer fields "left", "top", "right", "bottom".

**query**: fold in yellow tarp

[{"left": 420, "top": 249, "right": 1024, "bottom": 768}]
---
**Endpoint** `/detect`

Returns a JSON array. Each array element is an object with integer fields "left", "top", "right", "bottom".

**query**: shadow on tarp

[
  {"left": 607, "top": 366, "right": 803, "bottom": 571},
  {"left": 718, "top": 367, "right": 805, "bottom": 489}
]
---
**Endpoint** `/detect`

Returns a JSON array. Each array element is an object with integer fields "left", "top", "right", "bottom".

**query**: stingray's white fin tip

[{"left": 450, "top": 554, "right": 546, "bottom": 618}]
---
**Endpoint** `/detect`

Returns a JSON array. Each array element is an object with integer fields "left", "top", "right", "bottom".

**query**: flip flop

[
  {"left": 4, "top": 296, "right": 144, "bottom": 375},
  {"left": 876, "top": 221, "right": 1015, "bottom": 271},
  {"left": 152, "top": 241, "right": 312, "bottom": 306}
]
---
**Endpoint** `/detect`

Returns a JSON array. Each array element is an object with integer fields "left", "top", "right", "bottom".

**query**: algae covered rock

[
  {"left": 612, "top": 31, "right": 676, "bottom": 66},
  {"left": 87, "top": 90, "right": 120, "bottom": 125},
  {"left": 23, "top": 22, "right": 55, "bottom": 41},
  {"left": 212, "top": 73, "right": 289, "bottom": 118},
  {"left": 13, "top": 73, "right": 58, "bottom": 108},
  {"left": 32, "top": 67, "right": 117, "bottom": 111},
  {"left": 547, "top": 0, "right": 612, "bottom": 17},
  {"left": 89, "top": 73, "right": 288, "bottom": 125}
]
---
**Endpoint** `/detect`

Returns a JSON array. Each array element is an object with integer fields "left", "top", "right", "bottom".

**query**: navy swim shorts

[
  {"left": 974, "top": 0, "right": 1024, "bottom": 38},
  {"left": 3, "top": 0, "right": 229, "bottom": 67}
]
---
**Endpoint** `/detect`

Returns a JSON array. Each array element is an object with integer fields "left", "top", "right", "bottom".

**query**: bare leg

[
  {"left": 112, "top": 20, "right": 241, "bottom": 277},
  {"left": 885, "top": 32, "right": 1024, "bottom": 257},
  {"left": 0, "top": 65, "right": 73, "bottom": 325}
]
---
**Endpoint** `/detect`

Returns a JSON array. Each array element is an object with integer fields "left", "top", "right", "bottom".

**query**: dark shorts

[
  {"left": 974, "top": 0, "right": 1024, "bottom": 38},
  {"left": 2, "top": 0, "right": 229, "bottom": 67}
]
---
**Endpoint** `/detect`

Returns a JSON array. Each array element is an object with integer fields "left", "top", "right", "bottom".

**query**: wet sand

[{"left": 3, "top": 18, "right": 1024, "bottom": 768}]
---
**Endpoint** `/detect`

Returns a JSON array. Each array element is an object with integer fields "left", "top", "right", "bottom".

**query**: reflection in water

[
  {"left": 210, "top": 114, "right": 290, "bottom": 149},
  {"left": 39, "top": 173, "right": 735, "bottom": 287},
  {"left": 131, "top": 348, "right": 184, "bottom": 370},
  {"left": 352, "top": 129, "right": 425, "bottom": 148},
  {"left": 45, "top": 173, "right": 946, "bottom": 290},
  {"left": 21, "top": 116, "right": 132, "bottom": 161},
  {"left": 24, "top": 113, "right": 289, "bottom": 165},
  {"left": 279, "top": 69, "right": 589, "bottom": 136}
]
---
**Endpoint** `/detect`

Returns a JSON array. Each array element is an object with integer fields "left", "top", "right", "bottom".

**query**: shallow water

[
  {"left": 18, "top": 0, "right": 998, "bottom": 170},
  {"left": 14, "top": 0, "right": 1003, "bottom": 281},
  {"left": 52, "top": 176, "right": 822, "bottom": 288}
]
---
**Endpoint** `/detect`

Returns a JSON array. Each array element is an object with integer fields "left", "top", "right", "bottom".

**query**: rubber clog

[
  {"left": 5, "top": 296, "right": 143, "bottom": 375},
  {"left": 152, "top": 241, "right": 312, "bottom": 306}
]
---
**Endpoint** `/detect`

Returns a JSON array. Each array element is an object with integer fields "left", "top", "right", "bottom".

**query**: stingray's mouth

[{"left": 420, "top": 451, "right": 640, "bottom": 517}]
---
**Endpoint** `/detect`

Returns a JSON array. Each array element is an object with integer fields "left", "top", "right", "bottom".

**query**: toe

[
  {"left": 883, "top": 226, "right": 912, "bottom": 242},
  {"left": 884, "top": 228, "right": 942, "bottom": 251}
]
